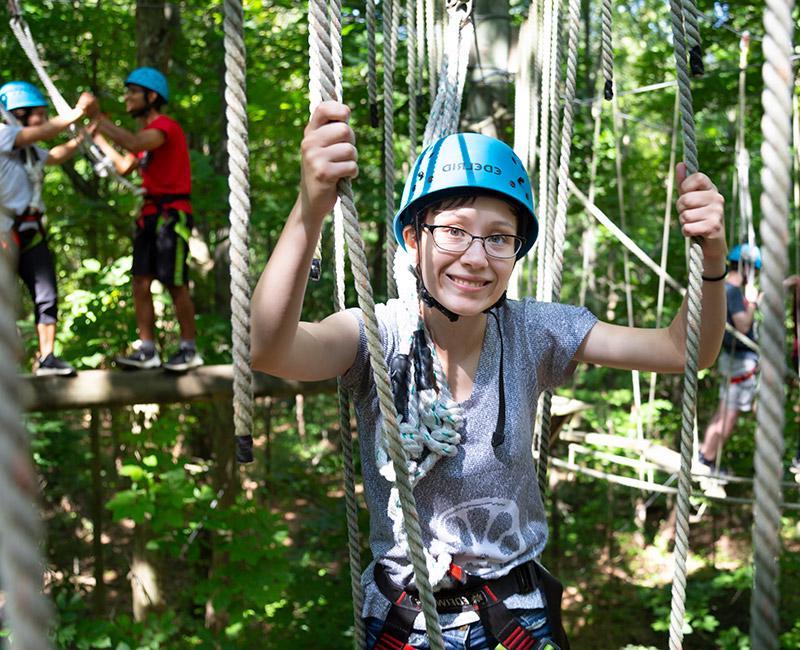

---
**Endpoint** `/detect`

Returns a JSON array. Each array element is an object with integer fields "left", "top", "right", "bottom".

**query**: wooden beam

[{"left": 21, "top": 365, "right": 337, "bottom": 412}]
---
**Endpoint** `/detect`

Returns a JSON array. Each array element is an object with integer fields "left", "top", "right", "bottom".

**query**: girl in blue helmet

[
  {"left": 0, "top": 80, "right": 96, "bottom": 376},
  {"left": 251, "top": 102, "right": 728, "bottom": 649}
]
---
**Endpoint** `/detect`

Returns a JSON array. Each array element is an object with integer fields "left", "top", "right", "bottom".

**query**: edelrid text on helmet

[
  {"left": 393, "top": 132, "right": 538, "bottom": 259},
  {"left": 0, "top": 81, "right": 47, "bottom": 111},
  {"left": 728, "top": 243, "right": 762, "bottom": 269},
  {"left": 125, "top": 67, "right": 169, "bottom": 103}
]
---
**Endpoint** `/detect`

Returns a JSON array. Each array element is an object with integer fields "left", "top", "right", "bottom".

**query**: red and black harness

[
  {"left": 373, "top": 561, "right": 568, "bottom": 650},
  {"left": 137, "top": 193, "right": 191, "bottom": 229}
]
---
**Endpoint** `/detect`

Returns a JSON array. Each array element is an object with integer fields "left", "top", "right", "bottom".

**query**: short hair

[{"left": 414, "top": 190, "right": 524, "bottom": 236}]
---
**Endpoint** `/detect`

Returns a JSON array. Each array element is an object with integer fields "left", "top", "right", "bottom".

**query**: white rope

[
  {"left": 367, "top": 0, "right": 379, "bottom": 127},
  {"left": 667, "top": 1, "right": 705, "bottom": 646},
  {"left": 600, "top": 0, "right": 614, "bottom": 99},
  {"left": 223, "top": 0, "right": 254, "bottom": 464},
  {"left": 383, "top": 0, "right": 399, "bottom": 298},
  {"left": 407, "top": 0, "right": 419, "bottom": 162},
  {"left": 308, "top": 0, "right": 444, "bottom": 644},
  {"left": 750, "top": 0, "right": 793, "bottom": 646},
  {"left": 0, "top": 245, "right": 54, "bottom": 649}
]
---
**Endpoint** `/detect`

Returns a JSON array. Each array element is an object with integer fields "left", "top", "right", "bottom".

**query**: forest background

[{"left": 1, "top": 0, "right": 800, "bottom": 648}]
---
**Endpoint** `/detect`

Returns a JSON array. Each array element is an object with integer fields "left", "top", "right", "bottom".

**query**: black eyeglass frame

[{"left": 420, "top": 223, "right": 525, "bottom": 260}]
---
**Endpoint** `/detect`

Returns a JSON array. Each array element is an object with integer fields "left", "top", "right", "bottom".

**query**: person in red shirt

[{"left": 90, "top": 67, "right": 202, "bottom": 372}]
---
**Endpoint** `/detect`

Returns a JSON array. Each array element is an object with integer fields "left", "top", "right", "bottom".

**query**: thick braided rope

[
  {"left": 667, "top": 1, "right": 705, "bottom": 647},
  {"left": 417, "top": 0, "right": 426, "bottom": 100},
  {"left": 333, "top": 203, "right": 366, "bottom": 648},
  {"left": 426, "top": 0, "right": 438, "bottom": 99},
  {"left": 513, "top": 6, "right": 533, "bottom": 171},
  {"left": 367, "top": 0, "right": 378, "bottom": 126},
  {"left": 536, "top": 0, "right": 580, "bottom": 502},
  {"left": 0, "top": 245, "right": 54, "bottom": 649},
  {"left": 750, "top": 1, "right": 793, "bottom": 646},
  {"left": 680, "top": 0, "right": 704, "bottom": 76},
  {"left": 533, "top": 0, "right": 561, "bottom": 472},
  {"left": 407, "top": 0, "right": 419, "bottom": 162},
  {"left": 308, "top": 1, "right": 444, "bottom": 644},
  {"left": 384, "top": 0, "right": 399, "bottom": 299},
  {"left": 7, "top": 3, "right": 141, "bottom": 195},
  {"left": 543, "top": 0, "right": 563, "bottom": 299},
  {"left": 534, "top": 0, "right": 555, "bottom": 303},
  {"left": 528, "top": 0, "right": 542, "bottom": 177},
  {"left": 223, "top": 0, "right": 254, "bottom": 464},
  {"left": 422, "top": 2, "right": 473, "bottom": 147},
  {"left": 600, "top": 0, "right": 614, "bottom": 100}
]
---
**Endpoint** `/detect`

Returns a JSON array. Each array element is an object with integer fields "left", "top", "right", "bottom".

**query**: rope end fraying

[
  {"left": 236, "top": 435, "right": 254, "bottom": 463},
  {"left": 603, "top": 79, "right": 614, "bottom": 101},
  {"left": 689, "top": 45, "right": 704, "bottom": 77}
]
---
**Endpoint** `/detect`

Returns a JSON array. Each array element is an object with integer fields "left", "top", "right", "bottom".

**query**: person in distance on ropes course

[
  {"left": 0, "top": 80, "right": 96, "bottom": 376},
  {"left": 785, "top": 273, "right": 800, "bottom": 479},
  {"left": 697, "top": 243, "right": 762, "bottom": 473},
  {"left": 87, "top": 67, "right": 202, "bottom": 373},
  {"left": 250, "top": 101, "right": 727, "bottom": 650}
]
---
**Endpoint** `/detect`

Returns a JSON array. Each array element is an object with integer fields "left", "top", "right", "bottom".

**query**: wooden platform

[{"left": 20, "top": 365, "right": 337, "bottom": 412}]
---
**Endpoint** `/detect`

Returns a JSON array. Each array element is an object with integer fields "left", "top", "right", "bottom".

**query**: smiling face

[{"left": 403, "top": 194, "right": 519, "bottom": 318}]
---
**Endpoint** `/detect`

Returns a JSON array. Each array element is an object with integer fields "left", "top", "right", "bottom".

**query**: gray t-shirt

[
  {"left": 0, "top": 123, "right": 48, "bottom": 218},
  {"left": 342, "top": 297, "right": 597, "bottom": 628}
]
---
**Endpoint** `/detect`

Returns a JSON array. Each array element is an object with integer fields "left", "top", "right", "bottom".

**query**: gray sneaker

[
  {"left": 116, "top": 347, "right": 161, "bottom": 370},
  {"left": 34, "top": 353, "right": 77, "bottom": 377},
  {"left": 163, "top": 347, "right": 204, "bottom": 373}
]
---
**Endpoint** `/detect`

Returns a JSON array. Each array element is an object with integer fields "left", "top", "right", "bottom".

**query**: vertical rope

[
  {"left": 367, "top": 0, "right": 379, "bottom": 127},
  {"left": 578, "top": 87, "right": 603, "bottom": 307},
  {"left": 407, "top": 0, "right": 419, "bottom": 161},
  {"left": 384, "top": 0, "right": 399, "bottom": 299},
  {"left": 223, "top": 0, "right": 254, "bottom": 464},
  {"left": 667, "top": 1, "right": 705, "bottom": 646},
  {"left": 426, "top": 0, "right": 438, "bottom": 98},
  {"left": 600, "top": 0, "right": 614, "bottom": 100},
  {"left": 681, "top": 0, "right": 705, "bottom": 77},
  {"left": 308, "top": 1, "right": 444, "bottom": 645},
  {"left": 750, "top": 1, "right": 793, "bottom": 646},
  {"left": 0, "top": 245, "right": 54, "bottom": 650},
  {"left": 535, "top": 0, "right": 581, "bottom": 499},
  {"left": 534, "top": 0, "right": 554, "bottom": 302}
]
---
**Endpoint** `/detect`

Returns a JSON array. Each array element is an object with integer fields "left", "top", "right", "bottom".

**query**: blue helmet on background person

[
  {"left": 0, "top": 80, "right": 47, "bottom": 111},
  {"left": 728, "top": 243, "right": 762, "bottom": 269},
  {"left": 125, "top": 67, "right": 169, "bottom": 103},
  {"left": 393, "top": 132, "right": 538, "bottom": 259}
]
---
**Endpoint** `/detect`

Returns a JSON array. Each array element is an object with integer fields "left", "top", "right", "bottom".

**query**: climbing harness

[{"left": 373, "top": 560, "right": 568, "bottom": 650}]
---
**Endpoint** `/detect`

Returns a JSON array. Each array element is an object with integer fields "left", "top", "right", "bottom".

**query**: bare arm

[
  {"left": 46, "top": 132, "right": 87, "bottom": 165},
  {"left": 95, "top": 115, "right": 164, "bottom": 153},
  {"left": 13, "top": 92, "right": 95, "bottom": 148},
  {"left": 251, "top": 101, "right": 361, "bottom": 381},
  {"left": 576, "top": 165, "right": 727, "bottom": 373},
  {"left": 90, "top": 131, "right": 138, "bottom": 175}
]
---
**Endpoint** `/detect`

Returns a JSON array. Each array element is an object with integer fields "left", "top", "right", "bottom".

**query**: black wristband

[{"left": 702, "top": 266, "right": 728, "bottom": 282}]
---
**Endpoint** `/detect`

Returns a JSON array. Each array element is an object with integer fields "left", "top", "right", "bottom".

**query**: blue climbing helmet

[
  {"left": 0, "top": 80, "right": 48, "bottom": 111},
  {"left": 728, "top": 243, "right": 762, "bottom": 269},
  {"left": 393, "top": 132, "right": 538, "bottom": 259},
  {"left": 125, "top": 67, "right": 169, "bottom": 103}
]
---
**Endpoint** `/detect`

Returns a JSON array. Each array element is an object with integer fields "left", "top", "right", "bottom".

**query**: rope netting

[{"left": 223, "top": 0, "right": 254, "bottom": 464}]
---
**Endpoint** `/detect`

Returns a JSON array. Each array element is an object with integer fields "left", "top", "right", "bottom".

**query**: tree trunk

[
  {"left": 136, "top": 1, "right": 180, "bottom": 71},
  {"left": 465, "top": 0, "right": 512, "bottom": 137}
]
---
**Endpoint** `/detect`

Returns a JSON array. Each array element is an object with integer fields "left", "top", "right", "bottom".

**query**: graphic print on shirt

[{"left": 429, "top": 497, "right": 524, "bottom": 569}]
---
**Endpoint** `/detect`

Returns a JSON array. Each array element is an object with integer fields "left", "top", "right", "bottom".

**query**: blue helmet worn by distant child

[
  {"left": 393, "top": 132, "right": 538, "bottom": 259},
  {"left": 125, "top": 67, "right": 169, "bottom": 102},
  {"left": 728, "top": 243, "right": 762, "bottom": 269},
  {"left": 0, "top": 80, "right": 48, "bottom": 111}
]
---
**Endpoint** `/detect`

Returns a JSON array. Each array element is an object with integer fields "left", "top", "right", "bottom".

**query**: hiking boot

[
  {"left": 116, "top": 346, "right": 161, "bottom": 370},
  {"left": 34, "top": 353, "right": 77, "bottom": 377},
  {"left": 163, "top": 347, "right": 203, "bottom": 373}
]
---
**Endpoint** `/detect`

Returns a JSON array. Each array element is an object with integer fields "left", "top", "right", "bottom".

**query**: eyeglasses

[{"left": 421, "top": 224, "right": 524, "bottom": 259}]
